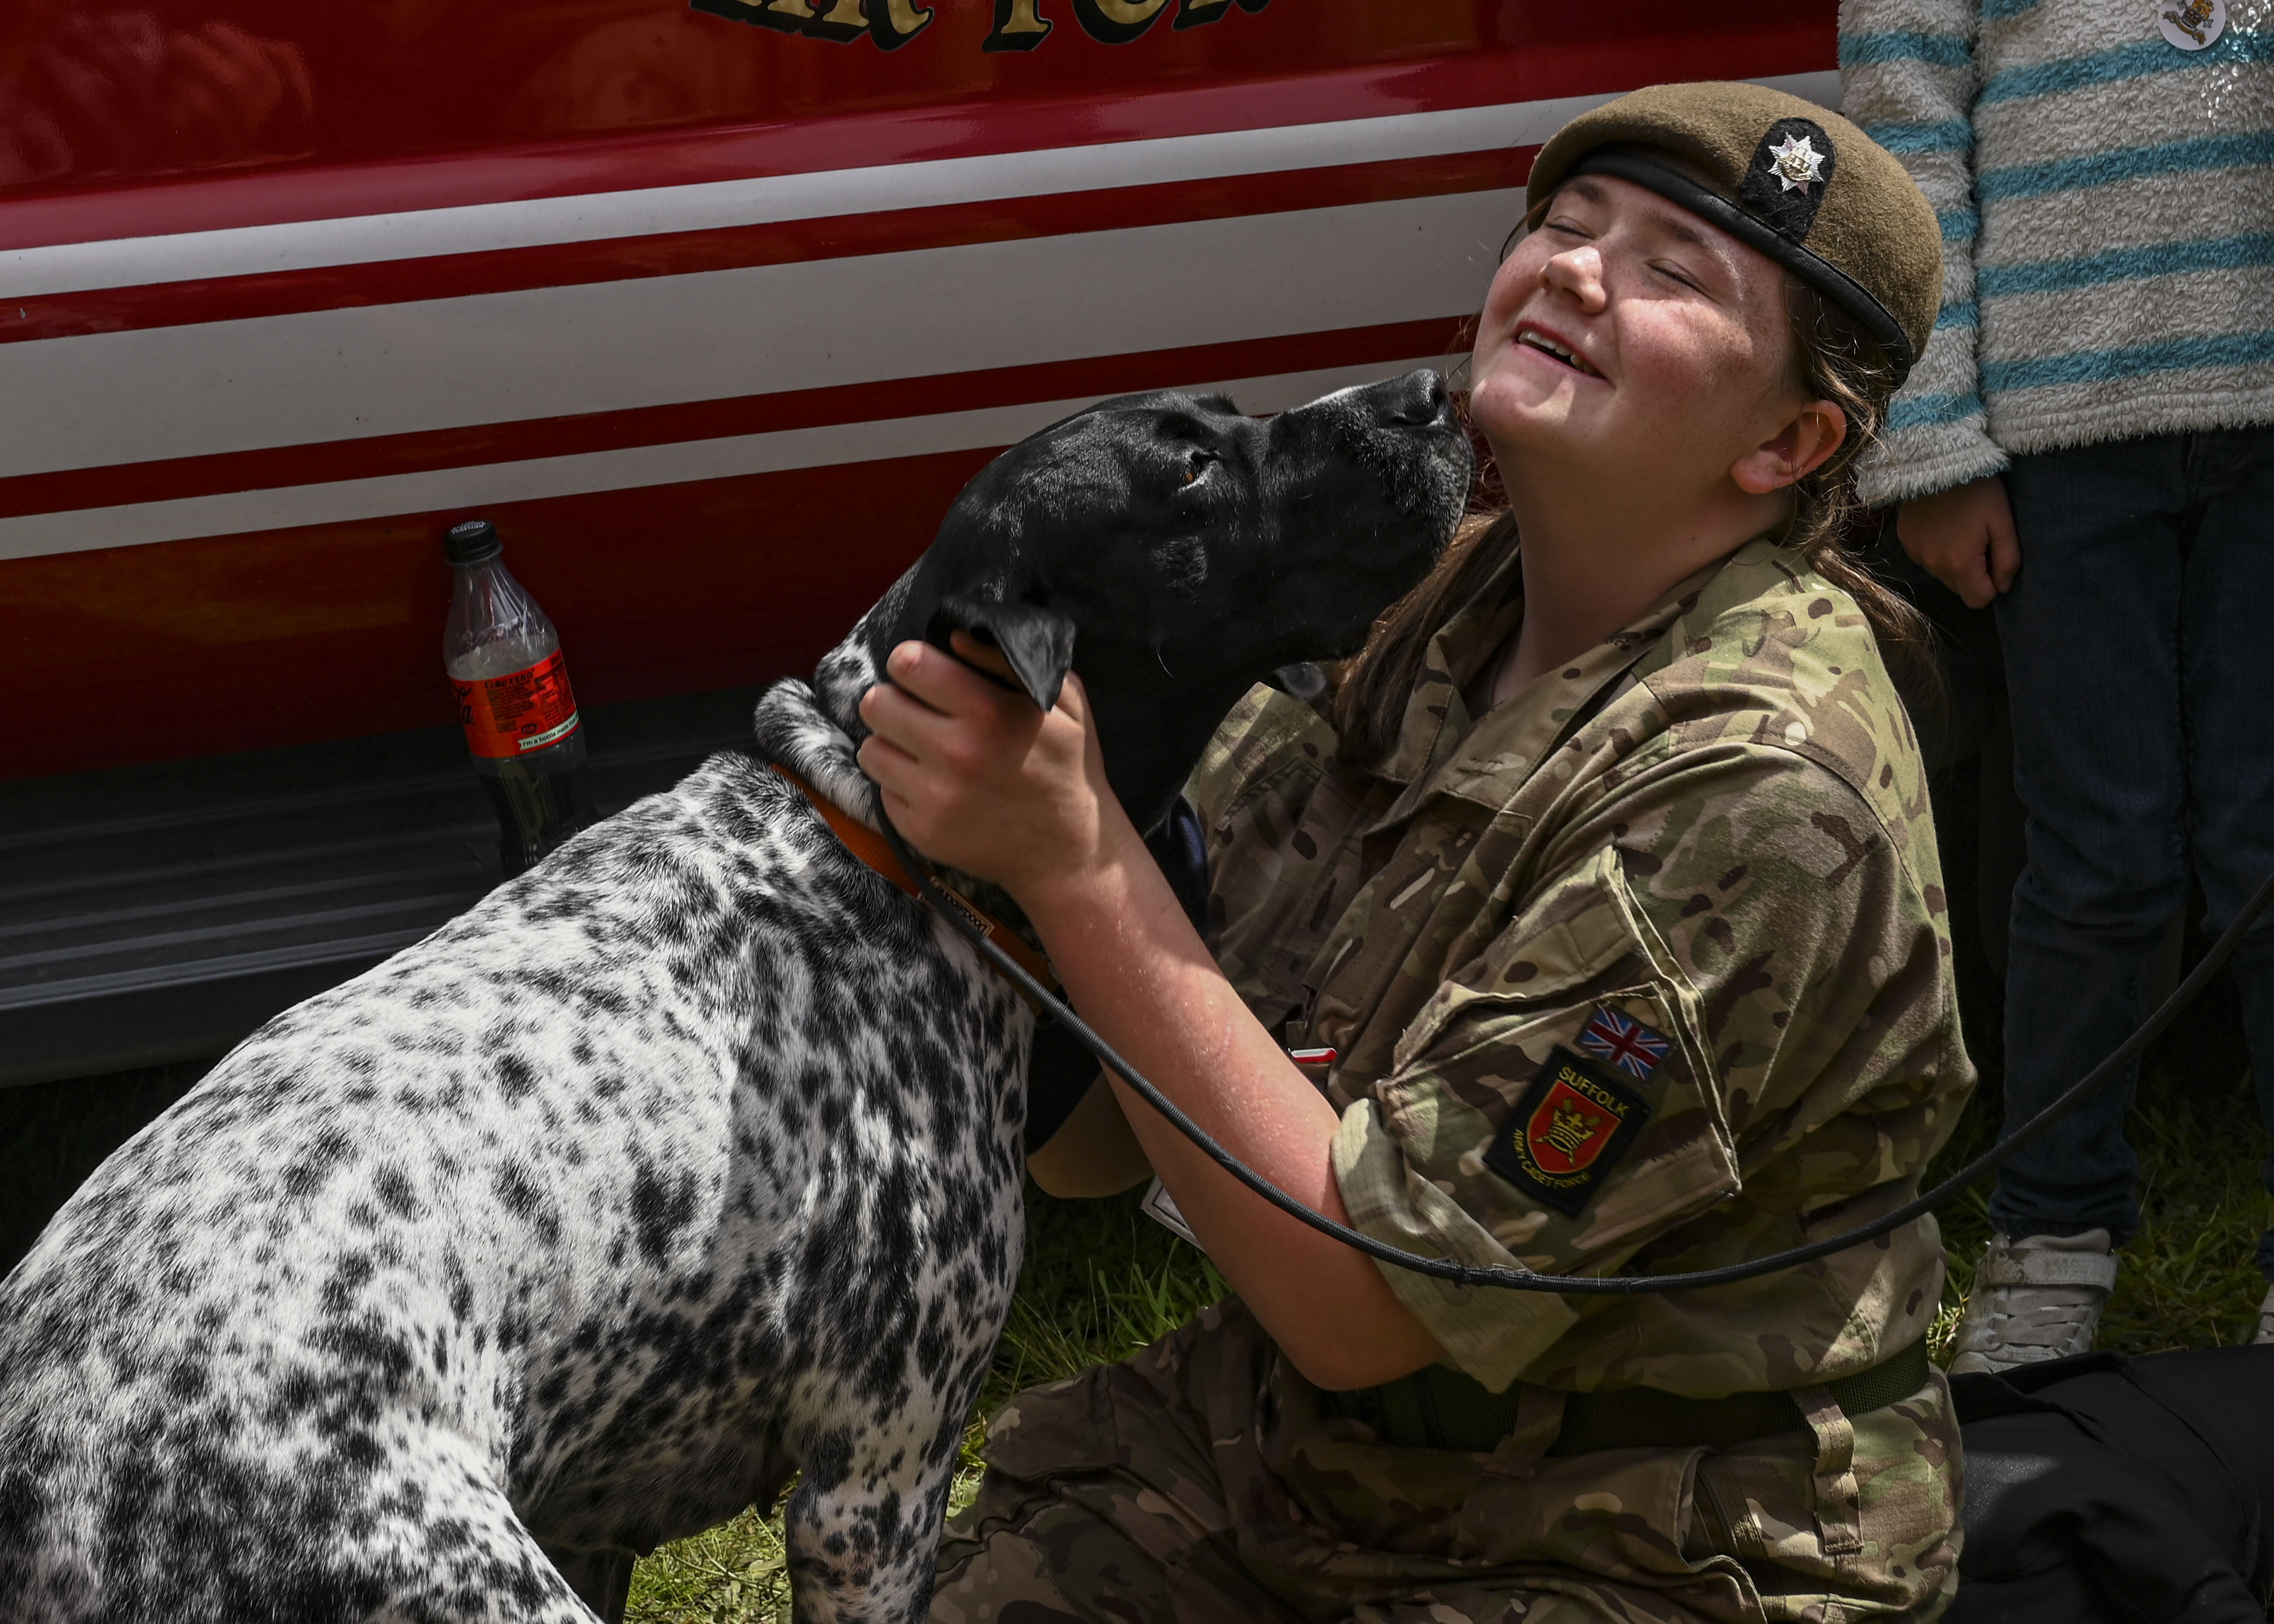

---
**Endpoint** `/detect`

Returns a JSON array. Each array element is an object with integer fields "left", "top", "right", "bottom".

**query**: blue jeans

[{"left": 1989, "top": 426, "right": 2274, "bottom": 1273}]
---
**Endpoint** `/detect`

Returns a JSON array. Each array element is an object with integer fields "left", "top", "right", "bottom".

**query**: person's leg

[
  {"left": 932, "top": 1301, "right": 1721, "bottom": 1624},
  {"left": 2171, "top": 426, "right": 2274, "bottom": 1289},
  {"left": 1989, "top": 435, "right": 2194, "bottom": 1244},
  {"left": 931, "top": 1303, "right": 1310, "bottom": 1624},
  {"left": 931, "top": 1458, "right": 1294, "bottom": 1624}
]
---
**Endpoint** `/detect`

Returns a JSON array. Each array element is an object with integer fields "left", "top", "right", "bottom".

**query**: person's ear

[{"left": 1730, "top": 399, "right": 1848, "bottom": 495}]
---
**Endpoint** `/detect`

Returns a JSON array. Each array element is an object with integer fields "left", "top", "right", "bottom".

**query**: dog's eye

[{"left": 1182, "top": 450, "right": 1218, "bottom": 486}]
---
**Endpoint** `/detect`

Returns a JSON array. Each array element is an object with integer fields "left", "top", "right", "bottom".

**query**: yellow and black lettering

[
  {"left": 699, "top": 0, "right": 1263, "bottom": 50},
  {"left": 1562, "top": 1069, "right": 1629, "bottom": 1119},
  {"left": 983, "top": 0, "right": 1053, "bottom": 49},
  {"left": 802, "top": 0, "right": 869, "bottom": 42},
  {"left": 1070, "top": 0, "right": 1169, "bottom": 44},
  {"left": 869, "top": 0, "right": 934, "bottom": 49},
  {"left": 754, "top": 0, "right": 817, "bottom": 33}
]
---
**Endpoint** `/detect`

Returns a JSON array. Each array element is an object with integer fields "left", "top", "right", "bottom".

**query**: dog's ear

[{"left": 926, "top": 593, "right": 1077, "bottom": 712}]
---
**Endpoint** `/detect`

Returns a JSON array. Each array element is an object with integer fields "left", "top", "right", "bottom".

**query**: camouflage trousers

[{"left": 931, "top": 1301, "right": 1961, "bottom": 1624}]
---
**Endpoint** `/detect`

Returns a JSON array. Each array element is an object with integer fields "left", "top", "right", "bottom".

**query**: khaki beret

[{"left": 1527, "top": 81, "right": 1942, "bottom": 382}]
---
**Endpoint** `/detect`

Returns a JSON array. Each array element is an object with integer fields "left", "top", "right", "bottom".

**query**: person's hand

[
  {"left": 856, "top": 632, "right": 1141, "bottom": 906},
  {"left": 1896, "top": 475, "right": 2021, "bottom": 609}
]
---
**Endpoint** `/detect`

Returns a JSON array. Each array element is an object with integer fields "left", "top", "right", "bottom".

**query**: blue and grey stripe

[
  {"left": 1843, "top": 0, "right": 2274, "bottom": 482},
  {"left": 1979, "top": 233, "right": 2274, "bottom": 299},
  {"left": 1840, "top": 31, "right": 1972, "bottom": 69},
  {"left": 1980, "top": 31, "right": 2274, "bottom": 105},
  {"left": 1983, "top": 330, "right": 2274, "bottom": 393},
  {"left": 1887, "top": 391, "right": 1987, "bottom": 431},
  {"left": 1978, "top": 131, "right": 2274, "bottom": 201},
  {"left": 1863, "top": 119, "right": 1976, "bottom": 156}
]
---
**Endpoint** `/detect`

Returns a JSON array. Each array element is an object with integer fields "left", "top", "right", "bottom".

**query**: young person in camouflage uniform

[{"left": 860, "top": 82, "right": 1973, "bottom": 1624}]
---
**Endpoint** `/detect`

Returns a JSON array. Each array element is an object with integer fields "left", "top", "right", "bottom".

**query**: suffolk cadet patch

[{"left": 1483, "top": 1046, "right": 1653, "bottom": 1216}]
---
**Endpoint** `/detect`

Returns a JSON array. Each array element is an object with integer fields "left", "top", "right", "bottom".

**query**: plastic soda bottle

[{"left": 442, "top": 519, "right": 599, "bottom": 876}]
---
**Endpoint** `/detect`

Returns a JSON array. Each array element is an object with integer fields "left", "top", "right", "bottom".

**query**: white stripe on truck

[
  {"left": 0, "top": 193, "right": 1513, "bottom": 479},
  {"left": 0, "top": 353, "right": 1460, "bottom": 560}
]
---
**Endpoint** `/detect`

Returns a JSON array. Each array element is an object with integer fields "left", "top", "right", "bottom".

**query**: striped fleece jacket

[{"left": 1839, "top": 0, "right": 2274, "bottom": 505}]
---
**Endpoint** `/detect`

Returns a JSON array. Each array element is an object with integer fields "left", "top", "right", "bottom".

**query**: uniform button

[{"left": 1784, "top": 721, "right": 1809, "bottom": 747}]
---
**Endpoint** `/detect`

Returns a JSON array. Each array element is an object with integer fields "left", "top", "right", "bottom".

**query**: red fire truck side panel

[{"left": 0, "top": 0, "right": 1834, "bottom": 782}]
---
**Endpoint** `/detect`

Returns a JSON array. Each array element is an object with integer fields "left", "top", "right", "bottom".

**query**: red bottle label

[{"left": 453, "top": 648, "right": 580, "bottom": 759}]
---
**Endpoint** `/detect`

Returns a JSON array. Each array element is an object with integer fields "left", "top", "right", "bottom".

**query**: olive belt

[{"left": 1321, "top": 1336, "right": 1933, "bottom": 1456}]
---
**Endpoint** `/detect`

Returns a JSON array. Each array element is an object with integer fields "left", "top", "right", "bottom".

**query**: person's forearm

[{"left": 1022, "top": 829, "right": 1444, "bottom": 1391}]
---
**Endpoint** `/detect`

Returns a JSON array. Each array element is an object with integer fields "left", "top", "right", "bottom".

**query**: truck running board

[{"left": 0, "top": 689, "right": 765, "bottom": 1091}]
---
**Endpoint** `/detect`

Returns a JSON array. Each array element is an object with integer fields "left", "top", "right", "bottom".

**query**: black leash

[{"left": 879, "top": 815, "right": 2274, "bottom": 1295}]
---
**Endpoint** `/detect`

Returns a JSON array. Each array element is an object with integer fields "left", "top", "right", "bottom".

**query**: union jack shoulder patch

[{"left": 1576, "top": 1006, "right": 1671, "bottom": 1080}]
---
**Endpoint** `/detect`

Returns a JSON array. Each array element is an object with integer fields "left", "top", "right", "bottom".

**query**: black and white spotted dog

[{"left": 0, "top": 373, "right": 1469, "bottom": 1624}]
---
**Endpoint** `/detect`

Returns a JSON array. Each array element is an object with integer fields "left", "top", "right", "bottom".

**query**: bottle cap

[{"left": 443, "top": 518, "right": 502, "bottom": 564}]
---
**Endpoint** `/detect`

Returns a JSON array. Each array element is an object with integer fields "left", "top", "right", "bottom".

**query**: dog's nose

[{"left": 1372, "top": 369, "right": 1452, "bottom": 429}]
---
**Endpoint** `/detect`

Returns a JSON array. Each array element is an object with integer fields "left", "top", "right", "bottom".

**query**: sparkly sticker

[{"left": 2159, "top": 0, "right": 2226, "bottom": 50}]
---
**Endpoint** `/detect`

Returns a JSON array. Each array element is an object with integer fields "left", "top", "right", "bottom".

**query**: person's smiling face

[{"left": 1467, "top": 172, "right": 1808, "bottom": 499}]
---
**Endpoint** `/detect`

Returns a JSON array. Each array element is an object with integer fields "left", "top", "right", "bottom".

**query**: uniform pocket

[
  {"left": 1677, "top": 1373, "right": 1962, "bottom": 1614},
  {"left": 980, "top": 1363, "right": 1125, "bottom": 1480}
]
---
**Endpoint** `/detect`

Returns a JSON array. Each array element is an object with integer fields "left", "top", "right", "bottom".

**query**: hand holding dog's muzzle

[{"left": 857, "top": 632, "right": 1137, "bottom": 909}]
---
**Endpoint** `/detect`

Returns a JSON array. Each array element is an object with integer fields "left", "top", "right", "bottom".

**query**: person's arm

[
  {"left": 1841, "top": 0, "right": 2009, "bottom": 523},
  {"left": 859, "top": 636, "right": 1445, "bottom": 1391}
]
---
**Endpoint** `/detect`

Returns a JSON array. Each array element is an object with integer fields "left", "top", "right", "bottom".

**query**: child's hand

[{"left": 1896, "top": 476, "right": 2021, "bottom": 609}]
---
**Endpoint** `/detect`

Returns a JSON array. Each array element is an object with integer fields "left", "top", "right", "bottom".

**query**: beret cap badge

[
  {"left": 1738, "top": 116, "right": 1839, "bottom": 241},
  {"left": 1768, "top": 131, "right": 1826, "bottom": 193}
]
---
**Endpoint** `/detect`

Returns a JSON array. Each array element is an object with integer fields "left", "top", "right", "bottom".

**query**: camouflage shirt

[{"left": 1191, "top": 537, "right": 1974, "bottom": 1400}]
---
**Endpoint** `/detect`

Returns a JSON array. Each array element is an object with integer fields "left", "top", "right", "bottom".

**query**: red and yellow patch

[
  {"left": 1483, "top": 1046, "right": 1654, "bottom": 1216},
  {"left": 1525, "top": 1077, "right": 1624, "bottom": 1175}
]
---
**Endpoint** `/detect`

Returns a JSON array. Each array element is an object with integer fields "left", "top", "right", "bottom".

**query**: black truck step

[{"left": 0, "top": 687, "right": 765, "bottom": 1090}]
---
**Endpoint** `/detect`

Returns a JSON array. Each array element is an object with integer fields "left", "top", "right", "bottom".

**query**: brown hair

[{"left": 1328, "top": 251, "right": 1928, "bottom": 765}]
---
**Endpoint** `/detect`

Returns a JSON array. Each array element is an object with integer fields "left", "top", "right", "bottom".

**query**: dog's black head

[{"left": 832, "top": 369, "right": 1471, "bottom": 834}]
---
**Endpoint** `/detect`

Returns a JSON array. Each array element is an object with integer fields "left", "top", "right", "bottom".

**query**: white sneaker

[
  {"left": 2253, "top": 1285, "right": 2274, "bottom": 1345},
  {"left": 1946, "top": 1229, "right": 2118, "bottom": 1376}
]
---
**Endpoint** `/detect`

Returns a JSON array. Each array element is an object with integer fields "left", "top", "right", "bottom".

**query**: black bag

[{"left": 1949, "top": 1347, "right": 2274, "bottom": 1622}]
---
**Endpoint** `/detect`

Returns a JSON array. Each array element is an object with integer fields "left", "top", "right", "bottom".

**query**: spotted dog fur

[{"left": 0, "top": 373, "right": 1469, "bottom": 1624}]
